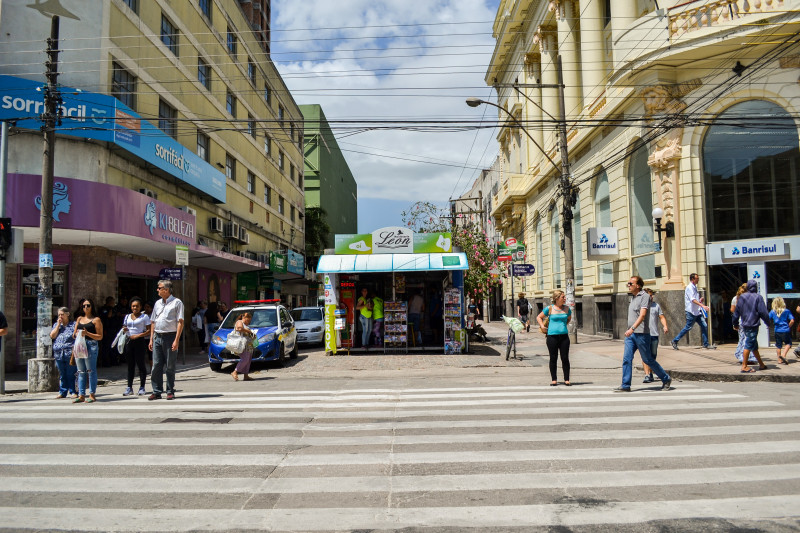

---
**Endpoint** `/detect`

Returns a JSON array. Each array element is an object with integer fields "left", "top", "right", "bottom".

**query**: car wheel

[
  {"left": 209, "top": 362, "right": 222, "bottom": 372},
  {"left": 278, "top": 343, "right": 286, "bottom": 364},
  {"left": 289, "top": 342, "right": 299, "bottom": 359}
]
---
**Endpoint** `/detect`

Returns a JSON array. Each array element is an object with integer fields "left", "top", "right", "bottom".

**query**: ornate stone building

[{"left": 483, "top": 0, "right": 800, "bottom": 344}]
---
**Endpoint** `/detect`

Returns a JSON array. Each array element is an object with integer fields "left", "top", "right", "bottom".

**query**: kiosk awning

[{"left": 317, "top": 252, "right": 468, "bottom": 273}]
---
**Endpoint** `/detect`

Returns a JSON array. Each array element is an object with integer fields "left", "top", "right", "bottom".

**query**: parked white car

[{"left": 290, "top": 306, "right": 325, "bottom": 346}]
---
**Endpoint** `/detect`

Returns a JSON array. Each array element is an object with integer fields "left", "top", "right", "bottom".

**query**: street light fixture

[{"left": 652, "top": 207, "right": 674, "bottom": 252}]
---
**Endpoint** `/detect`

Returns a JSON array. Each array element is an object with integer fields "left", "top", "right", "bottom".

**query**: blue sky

[{"left": 272, "top": 1, "right": 502, "bottom": 233}]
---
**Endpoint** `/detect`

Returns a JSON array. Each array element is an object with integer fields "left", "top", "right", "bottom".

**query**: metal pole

[
  {"left": 556, "top": 56, "right": 577, "bottom": 345},
  {"left": 0, "top": 121, "right": 8, "bottom": 394},
  {"left": 31, "top": 16, "right": 60, "bottom": 392},
  {"left": 181, "top": 266, "right": 185, "bottom": 365}
]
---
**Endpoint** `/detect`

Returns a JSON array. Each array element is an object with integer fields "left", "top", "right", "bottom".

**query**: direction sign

[
  {"left": 512, "top": 263, "right": 536, "bottom": 276},
  {"left": 505, "top": 237, "right": 517, "bottom": 247},
  {"left": 159, "top": 267, "right": 183, "bottom": 280}
]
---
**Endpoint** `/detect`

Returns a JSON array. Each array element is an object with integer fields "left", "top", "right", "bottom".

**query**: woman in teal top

[{"left": 537, "top": 290, "right": 572, "bottom": 386}]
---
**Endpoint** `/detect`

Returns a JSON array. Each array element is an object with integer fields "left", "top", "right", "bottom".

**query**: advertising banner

[
  {"left": 270, "top": 251, "right": 288, "bottom": 273},
  {"left": 287, "top": 249, "right": 305, "bottom": 276},
  {"left": 335, "top": 229, "right": 453, "bottom": 255},
  {"left": 335, "top": 233, "right": 372, "bottom": 255},
  {"left": 413, "top": 232, "right": 452, "bottom": 253},
  {"left": 323, "top": 274, "right": 338, "bottom": 354},
  {"left": 586, "top": 227, "right": 619, "bottom": 260}
]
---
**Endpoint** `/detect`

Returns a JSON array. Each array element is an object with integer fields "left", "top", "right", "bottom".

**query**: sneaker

[
  {"left": 642, "top": 375, "right": 654, "bottom": 384},
  {"left": 612, "top": 387, "right": 631, "bottom": 392},
  {"left": 122, "top": 387, "right": 133, "bottom": 396},
  {"left": 137, "top": 387, "right": 146, "bottom": 396},
  {"left": 166, "top": 392, "right": 175, "bottom": 400},
  {"left": 661, "top": 378, "right": 672, "bottom": 391},
  {"left": 702, "top": 345, "right": 716, "bottom": 350},
  {"left": 148, "top": 393, "right": 161, "bottom": 401},
  {"left": 794, "top": 347, "right": 800, "bottom": 358},
  {"left": 671, "top": 341, "right": 679, "bottom": 350}
]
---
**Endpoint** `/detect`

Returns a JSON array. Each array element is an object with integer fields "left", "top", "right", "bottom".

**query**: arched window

[
  {"left": 536, "top": 216, "right": 544, "bottom": 290},
  {"left": 594, "top": 170, "right": 613, "bottom": 284},
  {"left": 703, "top": 100, "right": 800, "bottom": 240},
  {"left": 551, "top": 209, "right": 561, "bottom": 288},
  {"left": 629, "top": 142, "right": 655, "bottom": 279}
]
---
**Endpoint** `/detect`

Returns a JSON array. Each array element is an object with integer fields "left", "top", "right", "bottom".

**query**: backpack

[{"left": 519, "top": 299, "right": 529, "bottom": 315}]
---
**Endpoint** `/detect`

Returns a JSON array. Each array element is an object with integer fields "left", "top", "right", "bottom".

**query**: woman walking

[
  {"left": 73, "top": 298, "right": 103, "bottom": 403},
  {"left": 50, "top": 307, "right": 76, "bottom": 399},
  {"left": 769, "top": 296, "right": 794, "bottom": 365},
  {"left": 537, "top": 290, "right": 572, "bottom": 386},
  {"left": 231, "top": 312, "right": 256, "bottom": 381},
  {"left": 122, "top": 297, "right": 151, "bottom": 396}
]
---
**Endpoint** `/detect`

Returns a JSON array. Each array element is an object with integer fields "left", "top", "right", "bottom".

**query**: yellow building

[
  {"left": 0, "top": 0, "right": 305, "bottom": 367},
  {"left": 483, "top": 1, "right": 800, "bottom": 344}
]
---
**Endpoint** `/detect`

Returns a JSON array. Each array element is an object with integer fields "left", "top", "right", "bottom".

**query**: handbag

[
  {"left": 72, "top": 330, "right": 88, "bottom": 359},
  {"left": 539, "top": 306, "right": 550, "bottom": 334},
  {"left": 225, "top": 331, "right": 248, "bottom": 355}
]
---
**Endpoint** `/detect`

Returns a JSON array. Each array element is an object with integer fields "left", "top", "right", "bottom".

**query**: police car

[{"left": 208, "top": 300, "right": 298, "bottom": 371}]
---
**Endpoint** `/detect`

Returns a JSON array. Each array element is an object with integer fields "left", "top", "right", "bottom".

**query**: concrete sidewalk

[{"left": 481, "top": 319, "right": 800, "bottom": 383}]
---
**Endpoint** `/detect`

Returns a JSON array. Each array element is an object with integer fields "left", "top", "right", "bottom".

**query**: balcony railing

[{"left": 668, "top": 0, "right": 785, "bottom": 40}]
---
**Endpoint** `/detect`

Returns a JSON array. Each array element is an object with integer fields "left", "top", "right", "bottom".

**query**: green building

[{"left": 300, "top": 105, "right": 358, "bottom": 248}]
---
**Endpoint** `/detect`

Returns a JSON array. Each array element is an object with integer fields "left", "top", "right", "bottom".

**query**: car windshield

[
  {"left": 220, "top": 308, "right": 278, "bottom": 329},
  {"left": 291, "top": 308, "right": 322, "bottom": 321}
]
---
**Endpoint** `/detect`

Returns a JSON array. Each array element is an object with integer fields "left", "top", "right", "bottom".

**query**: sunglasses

[
  {"left": 626, "top": 282, "right": 634, "bottom": 286},
  {"left": 82, "top": 304, "right": 91, "bottom": 308}
]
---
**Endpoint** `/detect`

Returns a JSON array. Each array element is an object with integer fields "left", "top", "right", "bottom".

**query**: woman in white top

[{"left": 122, "top": 297, "right": 152, "bottom": 396}]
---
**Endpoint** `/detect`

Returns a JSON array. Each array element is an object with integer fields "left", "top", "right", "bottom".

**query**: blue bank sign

[
  {"left": 0, "top": 75, "right": 226, "bottom": 203},
  {"left": 724, "top": 239, "right": 785, "bottom": 260}
]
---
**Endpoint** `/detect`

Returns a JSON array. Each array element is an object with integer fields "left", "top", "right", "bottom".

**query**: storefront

[{"left": 318, "top": 228, "right": 468, "bottom": 354}]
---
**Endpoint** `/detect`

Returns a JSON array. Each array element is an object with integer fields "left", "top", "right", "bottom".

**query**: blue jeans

[
  {"left": 359, "top": 314, "right": 373, "bottom": 348},
  {"left": 55, "top": 357, "right": 76, "bottom": 396},
  {"left": 75, "top": 340, "right": 99, "bottom": 395},
  {"left": 650, "top": 336, "right": 660, "bottom": 361},
  {"left": 151, "top": 332, "right": 177, "bottom": 395},
  {"left": 673, "top": 312, "right": 708, "bottom": 347},
  {"left": 408, "top": 313, "right": 423, "bottom": 345},
  {"left": 622, "top": 333, "right": 670, "bottom": 388}
]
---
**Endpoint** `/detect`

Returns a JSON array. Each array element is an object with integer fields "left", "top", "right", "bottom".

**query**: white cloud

[{"left": 273, "top": 0, "right": 501, "bottom": 217}]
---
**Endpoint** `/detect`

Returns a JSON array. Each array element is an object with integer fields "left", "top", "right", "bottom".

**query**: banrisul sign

[
  {"left": 586, "top": 227, "right": 619, "bottom": 260},
  {"left": 724, "top": 239, "right": 785, "bottom": 259},
  {"left": 335, "top": 228, "right": 452, "bottom": 255}
]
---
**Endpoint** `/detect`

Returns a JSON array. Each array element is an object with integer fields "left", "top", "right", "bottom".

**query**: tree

[
  {"left": 304, "top": 206, "right": 331, "bottom": 259},
  {"left": 400, "top": 201, "right": 448, "bottom": 233}
]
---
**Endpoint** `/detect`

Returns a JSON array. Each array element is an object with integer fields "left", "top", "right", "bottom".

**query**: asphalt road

[{"left": 2, "top": 346, "right": 800, "bottom": 532}]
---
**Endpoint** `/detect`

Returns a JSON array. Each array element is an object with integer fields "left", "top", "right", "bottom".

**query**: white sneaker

[
  {"left": 122, "top": 387, "right": 133, "bottom": 396},
  {"left": 137, "top": 387, "right": 146, "bottom": 396}
]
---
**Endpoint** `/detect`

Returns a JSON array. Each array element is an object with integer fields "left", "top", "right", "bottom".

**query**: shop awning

[{"left": 317, "top": 252, "right": 469, "bottom": 273}]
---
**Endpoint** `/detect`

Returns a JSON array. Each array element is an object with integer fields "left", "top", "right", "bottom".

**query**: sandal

[
  {"left": 758, "top": 365, "right": 768, "bottom": 370},
  {"left": 231, "top": 371, "right": 239, "bottom": 381},
  {"left": 740, "top": 368, "right": 756, "bottom": 373},
  {"left": 564, "top": 381, "right": 572, "bottom": 386},
  {"left": 550, "top": 382, "right": 557, "bottom": 386},
  {"left": 72, "top": 396, "right": 85, "bottom": 403},
  {"left": 86, "top": 397, "right": 96, "bottom": 403}
]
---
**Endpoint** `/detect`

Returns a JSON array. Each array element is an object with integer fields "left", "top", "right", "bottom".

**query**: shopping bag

[
  {"left": 502, "top": 315, "right": 524, "bottom": 334},
  {"left": 73, "top": 330, "right": 88, "bottom": 359},
  {"left": 225, "top": 332, "right": 248, "bottom": 354},
  {"left": 111, "top": 328, "right": 128, "bottom": 354}
]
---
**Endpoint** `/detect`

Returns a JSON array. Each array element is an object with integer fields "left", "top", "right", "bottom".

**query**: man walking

[
  {"left": 672, "top": 273, "right": 712, "bottom": 349},
  {"left": 148, "top": 280, "right": 184, "bottom": 401},
  {"left": 516, "top": 292, "right": 530, "bottom": 332},
  {"left": 614, "top": 276, "right": 672, "bottom": 392}
]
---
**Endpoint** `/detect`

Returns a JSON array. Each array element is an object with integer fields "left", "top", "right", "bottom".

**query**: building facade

[
  {"left": 300, "top": 104, "right": 358, "bottom": 248},
  {"left": 0, "top": 0, "right": 306, "bottom": 369},
  {"left": 484, "top": 0, "right": 800, "bottom": 344}
]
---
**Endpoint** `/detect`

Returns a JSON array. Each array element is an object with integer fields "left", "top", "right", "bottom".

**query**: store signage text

[
  {"left": 586, "top": 227, "right": 619, "bottom": 259},
  {"left": 2, "top": 95, "right": 91, "bottom": 122},
  {"left": 144, "top": 201, "right": 195, "bottom": 246},
  {"left": 155, "top": 144, "right": 190, "bottom": 172},
  {"left": 724, "top": 239, "right": 785, "bottom": 259},
  {"left": 335, "top": 228, "right": 452, "bottom": 255}
]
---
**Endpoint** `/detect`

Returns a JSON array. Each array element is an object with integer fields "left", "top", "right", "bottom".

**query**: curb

[{"left": 667, "top": 369, "right": 800, "bottom": 383}]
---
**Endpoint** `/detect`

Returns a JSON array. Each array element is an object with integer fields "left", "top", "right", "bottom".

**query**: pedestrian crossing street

[{"left": 1, "top": 384, "right": 799, "bottom": 531}]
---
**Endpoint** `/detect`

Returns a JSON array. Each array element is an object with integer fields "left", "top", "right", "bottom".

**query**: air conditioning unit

[
  {"left": 179, "top": 206, "right": 197, "bottom": 217},
  {"left": 239, "top": 227, "right": 250, "bottom": 244},
  {"left": 245, "top": 251, "right": 257, "bottom": 260},
  {"left": 224, "top": 222, "right": 240, "bottom": 239},
  {"left": 257, "top": 252, "right": 269, "bottom": 264},
  {"left": 209, "top": 217, "right": 223, "bottom": 233},
  {"left": 138, "top": 188, "right": 157, "bottom": 199},
  {"left": 235, "top": 250, "right": 247, "bottom": 258}
]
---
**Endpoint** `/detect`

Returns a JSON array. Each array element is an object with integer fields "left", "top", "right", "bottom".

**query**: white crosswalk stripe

[{"left": 2, "top": 383, "right": 799, "bottom": 531}]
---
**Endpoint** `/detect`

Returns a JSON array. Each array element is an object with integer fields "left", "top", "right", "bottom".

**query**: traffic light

[{"left": 0, "top": 218, "right": 12, "bottom": 251}]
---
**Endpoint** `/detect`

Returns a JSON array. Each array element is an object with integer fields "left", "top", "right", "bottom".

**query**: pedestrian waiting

[
  {"left": 731, "top": 280, "right": 769, "bottom": 373},
  {"left": 769, "top": 296, "right": 794, "bottom": 365}
]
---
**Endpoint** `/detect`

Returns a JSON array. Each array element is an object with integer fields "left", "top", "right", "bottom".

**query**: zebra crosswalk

[{"left": 1, "top": 383, "right": 799, "bottom": 531}]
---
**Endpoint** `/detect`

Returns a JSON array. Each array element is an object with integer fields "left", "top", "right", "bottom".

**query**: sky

[{"left": 272, "top": 0, "right": 503, "bottom": 233}]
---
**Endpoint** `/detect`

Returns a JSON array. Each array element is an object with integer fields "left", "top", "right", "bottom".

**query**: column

[
  {"left": 556, "top": 0, "right": 583, "bottom": 117},
  {"left": 579, "top": 0, "right": 606, "bottom": 105},
  {"left": 523, "top": 53, "right": 545, "bottom": 172},
  {"left": 538, "top": 28, "right": 559, "bottom": 162}
]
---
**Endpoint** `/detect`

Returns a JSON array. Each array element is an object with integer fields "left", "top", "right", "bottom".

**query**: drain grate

[{"left": 160, "top": 417, "right": 233, "bottom": 424}]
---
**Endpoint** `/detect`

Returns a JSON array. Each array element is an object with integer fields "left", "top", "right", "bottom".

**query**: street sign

[
  {"left": 159, "top": 267, "right": 183, "bottom": 280},
  {"left": 175, "top": 245, "right": 189, "bottom": 266},
  {"left": 512, "top": 264, "right": 536, "bottom": 276},
  {"left": 505, "top": 237, "right": 517, "bottom": 247}
]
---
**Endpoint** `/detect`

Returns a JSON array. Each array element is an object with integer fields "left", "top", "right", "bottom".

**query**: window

[
  {"left": 278, "top": 104, "right": 284, "bottom": 127},
  {"left": 199, "top": 0, "right": 211, "bottom": 19},
  {"left": 111, "top": 62, "right": 136, "bottom": 109},
  {"left": 573, "top": 201, "right": 583, "bottom": 286},
  {"left": 197, "top": 131, "right": 209, "bottom": 162},
  {"left": 278, "top": 196, "right": 284, "bottom": 215},
  {"left": 122, "top": 0, "right": 138, "bottom": 13},
  {"left": 290, "top": 164, "right": 295, "bottom": 183},
  {"left": 247, "top": 171, "right": 255, "bottom": 194},
  {"left": 298, "top": 172, "right": 303, "bottom": 189},
  {"left": 226, "top": 90, "right": 236, "bottom": 116},
  {"left": 247, "top": 114, "right": 256, "bottom": 138},
  {"left": 158, "top": 99, "right": 177, "bottom": 139},
  {"left": 198, "top": 58, "right": 210, "bottom": 90},
  {"left": 550, "top": 210, "right": 561, "bottom": 288},
  {"left": 227, "top": 27, "right": 237, "bottom": 57},
  {"left": 594, "top": 170, "right": 613, "bottom": 284},
  {"left": 264, "top": 84, "right": 271, "bottom": 106},
  {"left": 264, "top": 186, "right": 271, "bottom": 205},
  {"left": 264, "top": 136, "right": 271, "bottom": 156},
  {"left": 248, "top": 58, "right": 256, "bottom": 84},
  {"left": 279, "top": 151, "right": 284, "bottom": 171},
  {"left": 290, "top": 122, "right": 294, "bottom": 140},
  {"left": 290, "top": 205, "right": 295, "bottom": 222},
  {"left": 297, "top": 129, "right": 303, "bottom": 150},
  {"left": 703, "top": 99, "right": 800, "bottom": 241},
  {"left": 225, "top": 153, "right": 236, "bottom": 181},
  {"left": 629, "top": 142, "right": 655, "bottom": 280},
  {"left": 536, "top": 217, "right": 544, "bottom": 290},
  {"left": 161, "top": 15, "right": 178, "bottom": 55}
]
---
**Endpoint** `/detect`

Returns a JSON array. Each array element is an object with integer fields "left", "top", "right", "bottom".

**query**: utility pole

[
  {"left": 29, "top": 16, "right": 61, "bottom": 392},
  {"left": 556, "top": 56, "right": 577, "bottom": 344}
]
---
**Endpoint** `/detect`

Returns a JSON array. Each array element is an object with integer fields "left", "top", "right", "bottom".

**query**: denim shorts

[
  {"left": 743, "top": 327, "right": 759, "bottom": 351},
  {"left": 775, "top": 331, "right": 792, "bottom": 348}
]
